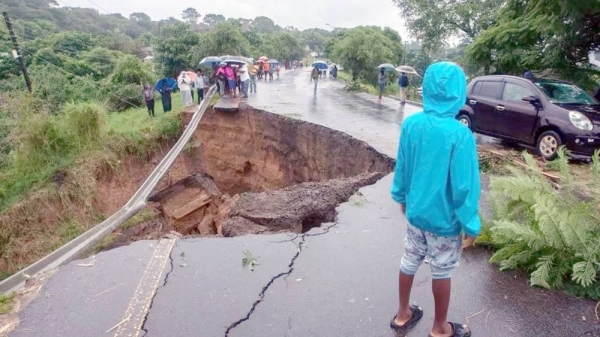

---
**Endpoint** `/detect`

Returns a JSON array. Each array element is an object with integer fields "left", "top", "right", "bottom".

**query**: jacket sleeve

[
  {"left": 391, "top": 124, "right": 407, "bottom": 204},
  {"left": 450, "top": 130, "right": 481, "bottom": 237}
]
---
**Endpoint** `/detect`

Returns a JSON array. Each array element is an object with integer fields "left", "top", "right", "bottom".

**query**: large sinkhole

[{"left": 126, "top": 106, "right": 395, "bottom": 241}]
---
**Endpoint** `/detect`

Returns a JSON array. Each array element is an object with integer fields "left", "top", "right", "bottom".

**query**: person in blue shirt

[
  {"left": 389, "top": 62, "right": 480, "bottom": 337},
  {"left": 398, "top": 72, "right": 409, "bottom": 103}
]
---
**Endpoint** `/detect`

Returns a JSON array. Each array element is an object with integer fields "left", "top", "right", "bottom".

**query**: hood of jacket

[{"left": 422, "top": 62, "right": 467, "bottom": 119}]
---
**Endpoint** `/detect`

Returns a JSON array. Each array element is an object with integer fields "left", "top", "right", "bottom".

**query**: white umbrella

[{"left": 396, "top": 65, "right": 420, "bottom": 76}]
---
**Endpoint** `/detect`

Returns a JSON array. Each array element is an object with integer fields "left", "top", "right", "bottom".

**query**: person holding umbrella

[
  {"left": 250, "top": 62, "right": 258, "bottom": 93},
  {"left": 399, "top": 72, "right": 410, "bottom": 104},
  {"left": 155, "top": 78, "right": 174, "bottom": 113},
  {"left": 311, "top": 65, "right": 319, "bottom": 94},
  {"left": 263, "top": 62, "right": 270, "bottom": 81},
  {"left": 239, "top": 62, "right": 250, "bottom": 99},
  {"left": 215, "top": 63, "right": 227, "bottom": 96},
  {"left": 224, "top": 63, "right": 236, "bottom": 97},
  {"left": 178, "top": 71, "right": 193, "bottom": 107},
  {"left": 378, "top": 68, "right": 387, "bottom": 100}
]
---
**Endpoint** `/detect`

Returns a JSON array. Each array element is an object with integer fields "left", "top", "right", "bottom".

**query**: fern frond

[
  {"left": 499, "top": 250, "right": 534, "bottom": 270},
  {"left": 491, "top": 219, "right": 546, "bottom": 251},
  {"left": 532, "top": 195, "right": 566, "bottom": 249},
  {"left": 572, "top": 261, "right": 597, "bottom": 287},
  {"left": 530, "top": 254, "right": 555, "bottom": 289},
  {"left": 555, "top": 147, "right": 572, "bottom": 189},
  {"left": 490, "top": 243, "right": 526, "bottom": 266}
]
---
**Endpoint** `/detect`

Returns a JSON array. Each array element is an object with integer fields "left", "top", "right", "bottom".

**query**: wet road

[
  {"left": 9, "top": 69, "right": 599, "bottom": 337},
  {"left": 246, "top": 69, "right": 421, "bottom": 157}
]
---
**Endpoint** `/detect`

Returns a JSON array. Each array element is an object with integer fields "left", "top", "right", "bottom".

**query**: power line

[
  {"left": 84, "top": 0, "right": 111, "bottom": 14},
  {"left": 17, "top": 33, "right": 120, "bottom": 63},
  {"left": 22, "top": 49, "right": 143, "bottom": 109}
]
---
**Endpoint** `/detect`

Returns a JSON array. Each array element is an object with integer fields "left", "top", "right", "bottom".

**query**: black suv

[{"left": 457, "top": 75, "right": 600, "bottom": 159}]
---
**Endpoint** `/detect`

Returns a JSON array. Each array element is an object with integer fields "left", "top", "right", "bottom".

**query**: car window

[
  {"left": 472, "top": 82, "right": 482, "bottom": 95},
  {"left": 477, "top": 81, "right": 502, "bottom": 99},
  {"left": 534, "top": 81, "right": 598, "bottom": 105},
  {"left": 502, "top": 83, "right": 535, "bottom": 102}
]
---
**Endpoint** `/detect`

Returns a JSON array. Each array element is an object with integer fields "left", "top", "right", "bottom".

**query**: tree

[
  {"left": 392, "top": 0, "right": 503, "bottom": 52},
  {"left": 110, "top": 55, "right": 155, "bottom": 85},
  {"left": 182, "top": 7, "right": 201, "bottom": 25},
  {"left": 330, "top": 27, "right": 399, "bottom": 81},
  {"left": 467, "top": 0, "right": 600, "bottom": 88},
  {"left": 203, "top": 14, "right": 225, "bottom": 27},
  {"left": 153, "top": 22, "right": 200, "bottom": 77},
  {"left": 252, "top": 16, "right": 278, "bottom": 33},
  {"left": 203, "top": 21, "right": 250, "bottom": 56},
  {"left": 129, "top": 12, "right": 151, "bottom": 23},
  {"left": 268, "top": 32, "right": 305, "bottom": 61},
  {"left": 300, "top": 29, "right": 330, "bottom": 54}
]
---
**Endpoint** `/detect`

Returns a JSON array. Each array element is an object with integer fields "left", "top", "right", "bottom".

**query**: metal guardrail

[{"left": 0, "top": 86, "right": 217, "bottom": 293}]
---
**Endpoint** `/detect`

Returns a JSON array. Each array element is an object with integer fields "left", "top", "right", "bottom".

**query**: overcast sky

[{"left": 60, "top": 0, "right": 410, "bottom": 40}]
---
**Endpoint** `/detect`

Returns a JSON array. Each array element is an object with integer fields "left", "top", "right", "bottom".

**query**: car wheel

[
  {"left": 537, "top": 130, "right": 562, "bottom": 160},
  {"left": 457, "top": 114, "right": 472, "bottom": 130}
]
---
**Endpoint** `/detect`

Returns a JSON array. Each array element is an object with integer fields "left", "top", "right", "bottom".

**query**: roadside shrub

[
  {"left": 486, "top": 148, "right": 600, "bottom": 292},
  {"left": 105, "top": 83, "right": 143, "bottom": 112},
  {"left": 63, "top": 102, "right": 106, "bottom": 147},
  {"left": 13, "top": 112, "right": 72, "bottom": 170}
]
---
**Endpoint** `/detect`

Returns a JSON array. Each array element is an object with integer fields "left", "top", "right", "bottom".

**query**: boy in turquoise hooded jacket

[{"left": 389, "top": 62, "right": 480, "bottom": 337}]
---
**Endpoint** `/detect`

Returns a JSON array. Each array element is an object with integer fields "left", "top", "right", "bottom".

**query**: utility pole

[{"left": 3, "top": 11, "right": 32, "bottom": 92}]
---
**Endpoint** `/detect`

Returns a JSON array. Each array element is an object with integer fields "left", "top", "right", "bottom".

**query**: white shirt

[
  {"left": 194, "top": 74, "right": 204, "bottom": 89},
  {"left": 178, "top": 73, "right": 191, "bottom": 92},
  {"left": 239, "top": 64, "right": 250, "bottom": 81}
]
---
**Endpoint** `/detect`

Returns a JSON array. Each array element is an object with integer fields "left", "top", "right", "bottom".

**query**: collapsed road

[{"left": 5, "top": 69, "right": 599, "bottom": 337}]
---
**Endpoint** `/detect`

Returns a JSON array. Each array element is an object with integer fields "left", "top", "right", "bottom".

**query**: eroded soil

[{"left": 105, "top": 105, "right": 395, "bottom": 245}]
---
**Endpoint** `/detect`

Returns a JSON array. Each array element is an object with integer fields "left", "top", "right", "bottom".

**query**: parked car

[{"left": 457, "top": 75, "right": 600, "bottom": 159}]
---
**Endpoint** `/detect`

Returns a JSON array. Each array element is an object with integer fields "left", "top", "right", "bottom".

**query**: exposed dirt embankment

[{"left": 143, "top": 106, "right": 395, "bottom": 238}]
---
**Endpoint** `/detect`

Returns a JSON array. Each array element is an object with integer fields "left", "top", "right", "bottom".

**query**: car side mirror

[{"left": 522, "top": 96, "right": 540, "bottom": 104}]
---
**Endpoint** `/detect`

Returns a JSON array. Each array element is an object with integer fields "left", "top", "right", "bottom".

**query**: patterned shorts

[{"left": 400, "top": 224, "right": 462, "bottom": 279}]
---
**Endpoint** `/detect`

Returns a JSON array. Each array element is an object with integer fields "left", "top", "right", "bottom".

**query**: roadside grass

[
  {"left": 121, "top": 209, "right": 156, "bottom": 230},
  {"left": 0, "top": 292, "right": 15, "bottom": 314},
  {"left": 0, "top": 94, "right": 189, "bottom": 280},
  {"left": 0, "top": 95, "right": 184, "bottom": 213}
]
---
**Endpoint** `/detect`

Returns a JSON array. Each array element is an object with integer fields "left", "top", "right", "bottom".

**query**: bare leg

[
  {"left": 430, "top": 278, "right": 453, "bottom": 336},
  {"left": 394, "top": 271, "right": 414, "bottom": 325}
]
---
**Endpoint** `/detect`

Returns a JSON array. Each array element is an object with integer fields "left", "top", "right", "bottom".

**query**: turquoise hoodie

[{"left": 391, "top": 62, "right": 481, "bottom": 237}]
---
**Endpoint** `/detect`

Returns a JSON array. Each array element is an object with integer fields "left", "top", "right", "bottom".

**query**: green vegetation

[
  {"left": 121, "top": 209, "right": 156, "bottom": 230},
  {"left": 481, "top": 149, "right": 600, "bottom": 298},
  {"left": 0, "top": 291, "right": 15, "bottom": 314},
  {"left": 393, "top": 0, "right": 600, "bottom": 89}
]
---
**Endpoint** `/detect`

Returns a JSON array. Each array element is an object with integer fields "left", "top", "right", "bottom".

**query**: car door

[
  {"left": 468, "top": 81, "right": 504, "bottom": 134},
  {"left": 496, "top": 82, "right": 540, "bottom": 143}
]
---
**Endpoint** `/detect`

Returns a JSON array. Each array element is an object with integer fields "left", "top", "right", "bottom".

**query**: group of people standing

[
  {"left": 142, "top": 69, "right": 211, "bottom": 118},
  {"left": 256, "top": 61, "right": 280, "bottom": 81},
  {"left": 214, "top": 62, "right": 255, "bottom": 98}
]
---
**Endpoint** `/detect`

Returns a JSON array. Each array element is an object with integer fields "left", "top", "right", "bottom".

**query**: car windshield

[{"left": 534, "top": 81, "right": 598, "bottom": 105}]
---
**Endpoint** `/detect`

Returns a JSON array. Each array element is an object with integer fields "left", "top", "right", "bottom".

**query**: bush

[
  {"left": 105, "top": 83, "right": 144, "bottom": 112},
  {"left": 63, "top": 102, "right": 106, "bottom": 147},
  {"left": 486, "top": 148, "right": 600, "bottom": 292}
]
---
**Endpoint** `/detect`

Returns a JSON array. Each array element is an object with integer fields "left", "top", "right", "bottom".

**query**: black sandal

[
  {"left": 390, "top": 305, "right": 423, "bottom": 332},
  {"left": 428, "top": 322, "right": 471, "bottom": 337}
]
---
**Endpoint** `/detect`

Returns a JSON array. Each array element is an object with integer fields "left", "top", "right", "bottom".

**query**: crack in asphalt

[
  {"left": 223, "top": 223, "right": 338, "bottom": 336},
  {"left": 140, "top": 244, "right": 176, "bottom": 337},
  {"left": 224, "top": 239, "right": 305, "bottom": 337}
]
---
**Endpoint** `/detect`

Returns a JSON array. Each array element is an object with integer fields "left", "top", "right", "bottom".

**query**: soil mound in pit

[{"left": 131, "top": 105, "right": 395, "bottom": 240}]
